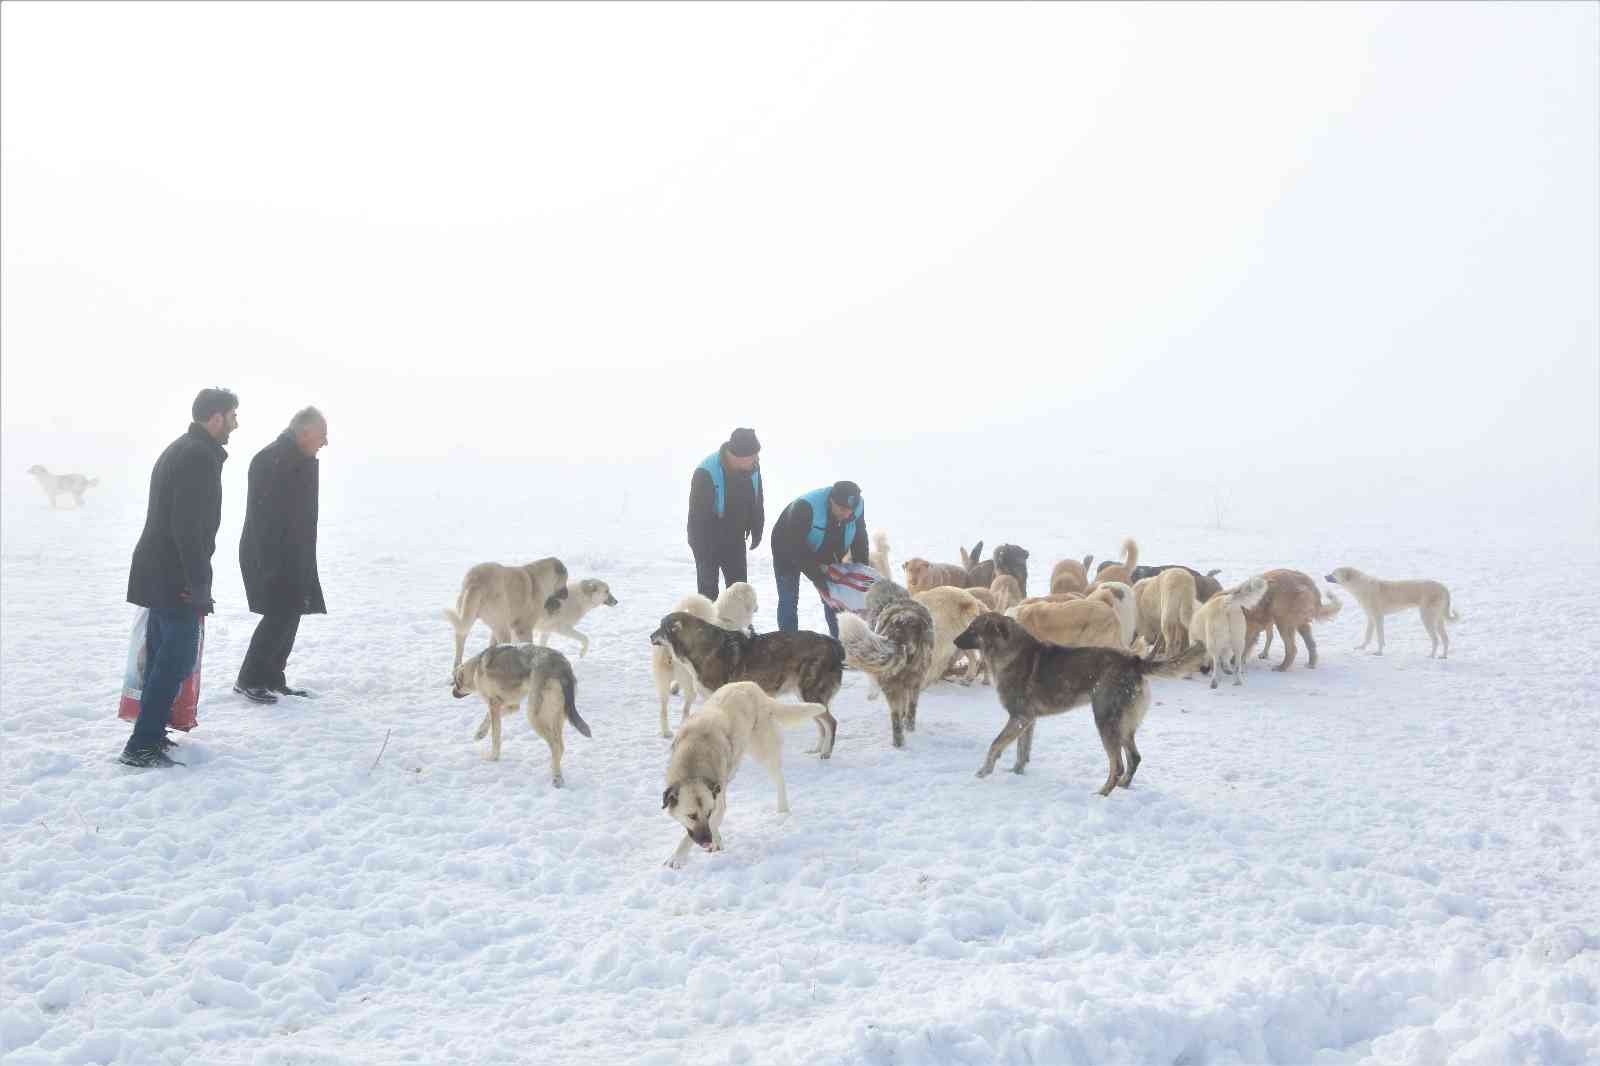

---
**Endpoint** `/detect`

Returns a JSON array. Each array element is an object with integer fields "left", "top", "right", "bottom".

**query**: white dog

[
  {"left": 1188, "top": 575, "right": 1270, "bottom": 688},
  {"left": 28, "top": 466, "right": 97, "bottom": 508},
  {"left": 661, "top": 681, "right": 826, "bottom": 868},
  {"left": 651, "top": 582, "right": 759, "bottom": 737},
  {"left": 869, "top": 530, "right": 892, "bottom": 579},
  {"left": 1325, "top": 567, "right": 1460, "bottom": 658},
  {"left": 532, "top": 577, "right": 618, "bottom": 657}
]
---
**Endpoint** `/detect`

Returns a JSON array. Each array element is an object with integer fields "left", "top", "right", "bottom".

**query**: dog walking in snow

[
  {"left": 1325, "top": 567, "right": 1460, "bottom": 658},
  {"left": 28, "top": 466, "right": 97, "bottom": 508},
  {"left": 451, "top": 643, "right": 591, "bottom": 787},
  {"left": 836, "top": 578, "right": 935, "bottom": 748},
  {"left": 661, "top": 681, "right": 827, "bottom": 868}
]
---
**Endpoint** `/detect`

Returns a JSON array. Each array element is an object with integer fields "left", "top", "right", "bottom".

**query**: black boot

[
  {"left": 272, "top": 684, "right": 311, "bottom": 698},
  {"left": 233, "top": 684, "right": 278, "bottom": 704},
  {"left": 120, "top": 744, "right": 184, "bottom": 768}
]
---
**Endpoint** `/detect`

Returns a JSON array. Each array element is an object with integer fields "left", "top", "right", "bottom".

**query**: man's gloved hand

[{"left": 748, "top": 529, "right": 761, "bottom": 551}]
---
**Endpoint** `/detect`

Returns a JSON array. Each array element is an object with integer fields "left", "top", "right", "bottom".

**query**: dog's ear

[
  {"left": 662, "top": 785, "right": 679, "bottom": 809},
  {"left": 970, "top": 541, "right": 983, "bottom": 565},
  {"left": 1206, "top": 569, "right": 1221, "bottom": 579}
]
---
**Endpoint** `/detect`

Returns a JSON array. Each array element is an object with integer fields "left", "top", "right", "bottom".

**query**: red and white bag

[{"left": 116, "top": 608, "right": 205, "bottom": 732}]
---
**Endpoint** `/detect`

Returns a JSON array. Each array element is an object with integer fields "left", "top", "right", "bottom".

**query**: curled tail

[
  {"left": 555, "top": 666, "right": 591, "bottom": 738},
  {"left": 1313, "top": 592, "right": 1342, "bottom": 623},
  {"left": 1121, "top": 538, "right": 1139, "bottom": 573},
  {"left": 837, "top": 614, "right": 909, "bottom": 673},
  {"left": 772, "top": 701, "right": 828, "bottom": 729},
  {"left": 1139, "top": 643, "right": 1208, "bottom": 679}
]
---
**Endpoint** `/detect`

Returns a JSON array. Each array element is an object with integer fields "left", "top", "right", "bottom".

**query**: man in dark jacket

[
  {"left": 770, "top": 480, "right": 868, "bottom": 638},
  {"left": 686, "top": 427, "right": 764, "bottom": 601},
  {"left": 234, "top": 406, "right": 329, "bottom": 703},
  {"left": 121, "top": 387, "right": 238, "bottom": 767}
]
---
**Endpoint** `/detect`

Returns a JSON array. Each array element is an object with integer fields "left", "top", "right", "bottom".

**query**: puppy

[
  {"left": 1154, "top": 567, "right": 1200, "bottom": 654},
  {"left": 903, "top": 557, "right": 972, "bottom": 594},
  {"left": 1188, "top": 575, "right": 1269, "bottom": 688},
  {"left": 1088, "top": 538, "right": 1139, "bottom": 589},
  {"left": 956, "top": 613, "right": 1208, "bottom": 794},
  {"left": 444, "top": 558, "right": 569, "bottom": 671},
  {"left": 1049, "top": 554, "right": 1095, "bottom": 596},
  {"left": 651, "top": 583, "right": 760, "bottom": 737},
  {"left": 837, "top": 580, "right": 935, "bottom": 748},
  {"left": 1010, "top": 598, "right": 1128, "bottom": 650},
  {"left": 649, "top": 613, "right": 844, "bottom": 757},
  {"left": 28, "top": 466, "right": 97, "bottom": 509},
  {"left": 913, "top": 586, "right": 987, "bottom": 685},
  {"left": 967, "top": 543, "right": 1030, "bottom": 593},
  {"left": 990, "top": 574, "right": 1024, "bottom": 612},
  {"left": 869, "top": 530, "right": 893, "bottom": 579},
  {"left": 1325, "top": 567, "right": 1459, "bottom": 658},
  {"left": 1243, "top": 569, "right": 1342, "bottom": 670},
  {"left": 533, "top": 578, "right": 618, "bottom": 657},
  {"left": 451, "top": 643, "right": 591, "bottom": 786},
  {"left": 1086, "top": 581, "right": 1138, "bottom": 648},
  {"left": 661, "top": 681, "right": 827, "bottom": 868}
]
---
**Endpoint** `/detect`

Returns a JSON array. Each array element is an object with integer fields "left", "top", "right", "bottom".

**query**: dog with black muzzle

[
  {"left": 649, "top": 612, "right": 844, "bottom": 757},
  {"left": 451, "top": 643, "right": 591, "bottom": 787},
  {"left": 443, "top": 558, "right": 569, "bottom": 671},
  {"left": 955, "top": 612, "right": 1207, "bottom": 795},
  {"left": 661, "top": 681, "right": 827, "bottom": 868}
]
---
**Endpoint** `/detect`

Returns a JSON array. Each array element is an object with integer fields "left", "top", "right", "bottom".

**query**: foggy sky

[{"left": 3, "top": 2, "right": 1596, "bottom": 527}]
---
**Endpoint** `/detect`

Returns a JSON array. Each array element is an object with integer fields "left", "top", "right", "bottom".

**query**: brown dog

[
  {"left": 1089, "top": 538, "right": 1139, "bottom": 589},
  {"left": 1243, "top": 569, "right": 1342, "bottom": 670},
  {"left": 903, "top": 558, "right": 972, "bottom": 593},
  {"left": 1048, "top": 554, "right": 1095, "bottom": 596}
]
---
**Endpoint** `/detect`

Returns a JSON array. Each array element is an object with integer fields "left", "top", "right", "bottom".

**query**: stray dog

[
  {"left": 533, "top": 577, "right": 618, "bottom": 657},
  {"left": 28, "top": 466, "right": 97, "bottom": 508},
  {"left": 1326, "top": 567, "right": 1459, "bottom": 658},
  {"left": 967, "top": 543, "right": 1030, "bottom": 593},
  {"left": 914, "top": 586, "right": 987, "bottom": 684},
  {"left": 837, "top": 580, "right": 935, "bottom": 748},
  {"left": 1089, "top": 538, "right": 1139, "bottom": 588},
  {"left": 1086, "top": 581, "right": 1138, "bottom": 648},
  {"left": 990, "top": 574, "right": 1024, "bottom": 612},
  {"left": 1010, "top": 598, "right": 1128, "bottom": 650},
  {"left": 870, "top": 530, "right": 893, "bottom": 579},
  {"left": 1129, "top": 564, "right": 1224, "bottom": 604},
  {"left": 649, "top": 613, "right": 844, "bottom": 757},
  {"left": 956, "top": 613, "right": 1208, "bottom": 794},
  {"left": 1189, "top": 575, "right": 1269, "bottom": 688},
  {"left": 651, "top": 583, "right": 761, "bottom": 737},
  {"left": 1050, "top": 554, "right": 1095, "bottom": 596},
  {"left": 444, "top": 558, "right": 569, "bottom": 671},
  {"left": 1154, "top": 568, "right": 1200, "bottom": 653},
  {"left": 451, "top": 643, "right": 592, "bottom": 786},
  {"left": 903, "top": 557, "right": 972, "bottom": 593},
  {"left": 661, "top": 681, "right": 827, "bottom": 868},
  {"left": 1243, "top": 569, "right": 1342, "bottom": 670}
]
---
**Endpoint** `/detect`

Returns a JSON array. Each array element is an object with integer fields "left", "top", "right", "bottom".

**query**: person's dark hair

[
  {"left": 192, "top": 387, "right": 239, "bottom": 423},
  {"left": 829, "top": 481, "right": 861, "bottom": 510}
]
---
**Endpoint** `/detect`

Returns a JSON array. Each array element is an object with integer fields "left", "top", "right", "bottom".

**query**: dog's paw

[
  {"left": 664, "top": 858, "right": 685, "bottom": 870},
  {"left": 975, "top": 766, "right": 993, "bottom": 779},
  {"left": 551, "top": 774, "right": 564, "bottom": 788},
  {"left": 1011, "top": 765, "right": 1026, "bottom": 775}
]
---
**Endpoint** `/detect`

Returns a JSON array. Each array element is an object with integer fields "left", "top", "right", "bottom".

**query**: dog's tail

[
  {"left": 1120, "top": 538, "right": 1138, "bottom": 574},
  {"left": 553, "top": 662, "right": 591, "bottom": 738},
  {"left": 837, "top": 613, "right": 910, "bottom": 674},
  {"left": 1313, "top": 591, "right": 1342, "bottom": 623},
  {"left": 872, "top": 530, "right": 890, "bottom": 552},
  {"left": 772, "top": 700, "right": 829, "bottom": 729},
  {"left": 1139, "top": 642, "right": 1208, "bottom": 679},
  {"left": 1445, "top": 589, "right": 1461, "bottom": 623},
  {"left": 1227, "top": 576, "right": 1269, "bottom": 612},
  {"left": 442, "top": 607, "right": 465, "bottom": 631},
  {"left": 86, "top": 477, "right": 99, "bottom": 487},
  {"left": 1082, "top": 553, "right": 1094, "bottom": 573}
]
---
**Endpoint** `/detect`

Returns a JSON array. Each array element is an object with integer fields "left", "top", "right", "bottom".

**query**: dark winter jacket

[
  {"left": 127, "top": 424, "right": 228, "bottom": 614},
  {"left": 770, "top": 493, "right": 869, "bottom": 587},
  {"left": 687, "top": 449, "right": 765, "bottom": 552},
  {"left": 240, "top": 431, "right": 326, "bottom": 616}
]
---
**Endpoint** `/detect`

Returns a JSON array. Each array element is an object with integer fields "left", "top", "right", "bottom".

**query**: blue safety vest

[
  {"left": 799, "top": 486, "right": 861, "bottom": 553},
  {"left": 699, "top": 452, "right": 760, "bottom": 519}
]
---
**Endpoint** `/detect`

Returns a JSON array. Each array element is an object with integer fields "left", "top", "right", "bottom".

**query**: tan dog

[
  {"left": 903, "top": 558, "right": 972, "bottom": 593},
  {"left": 651, "top": 583, "right": 760, "bottom": 737},
  {"left": 1131, "top": 577, "right": 1165, "bottom": 651},
  {"left": 964, "top": 587, "right": 1000, "bottom": 611},
  {"left": 1243, "top": 569, "right": 1342, "bottom": 670},
  {"left": 1189, "top": 575, "right": 1269, "bottom": 688},
  {"left": 661, "top": 681, "right": 827, "bottom": 867},
  {"left": 451, "top": 644, "right": 591, "bottom": 787},
  {"left": 1009, "top": 599, "right": 1128, "bottom": 650},
  {"left": 1089, "top": 538, "right": 1139, "bottom": 589},
  {"left": 990, "top": 574, "right": 1024, "bottom": 612},
  {"left": 444, "top": 558, "right": 569, "bottom": 671},
  {"left": 870, "top": 530, "right": 893, "bottom": 578},
  {"left": 1326, "top": 567, "right": 1459, "bottom": 658},
  {"left": 1154, "top": 567, "right": 1199, "bottom": 653},
  {"left": 1049, "top": 554, "right": 1095, "bottom": 596},
  {"left": 1086, "top": 581, "right": 1138, "bottom": 649},
  {"left": 913, "top": 586, "right": 986, "bottom": 684},
  {"left": 1019, "top": 593, "right": 1086, "bottom": 607},
  {"left": 533, "top": 577, "right": 618, "bottom": 658}
]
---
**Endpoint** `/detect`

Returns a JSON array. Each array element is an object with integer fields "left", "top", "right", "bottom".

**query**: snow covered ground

[{"left": 3, "top": 459, "right": 1598, "bottom": 1065}]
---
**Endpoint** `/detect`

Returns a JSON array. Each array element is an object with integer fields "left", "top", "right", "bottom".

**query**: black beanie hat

[
  {"left": 829, "top": 481, "right": 861, "bottom": 510},
  {"left": 727, "top": 428, "right": 761, "bottom": 458}
]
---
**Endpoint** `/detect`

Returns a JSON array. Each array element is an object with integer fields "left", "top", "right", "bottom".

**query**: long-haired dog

[
  {"left": 661, "top": 681, "right": 827, "bottom": 868},
  {"left": 956, "top": 613, "right": 1208, "bottom": 794},
  {"left": 1325, "top": 567, "right": 1459, "bottom": 658},
  {"left": 837, "top": 579, "right": 935, "bottom": 748},
  {"left": 451, "top": 643, "right": 592, "bottom": 787}
]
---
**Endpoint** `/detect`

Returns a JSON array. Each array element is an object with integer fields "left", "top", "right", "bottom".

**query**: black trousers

[
  {"left": 692, "top": 539, "right": 748, "bottom": 601},
  {"left": 237, "top": 613, "right": 301, "bottom": 690}
]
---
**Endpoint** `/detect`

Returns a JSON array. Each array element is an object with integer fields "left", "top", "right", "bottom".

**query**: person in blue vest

[
  {"left": 686, "top": 428, "right": 764, "bottom": 601},
  {"left": 770, "top": 480, "right": 868, "bottom": 638}
]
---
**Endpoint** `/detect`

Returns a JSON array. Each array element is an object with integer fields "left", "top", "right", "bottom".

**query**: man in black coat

[
  {"left": 770, "top": 480, "right": 869, "bottom": 639},
  {"left": 686, "top": 427, "right": 764, "bottom": 601},
  {"left": 234, "top": 406, "right": 329, "bottom": 703},
  {"left": 121, "top": 387, "right": 238, "bottom": 767}
]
